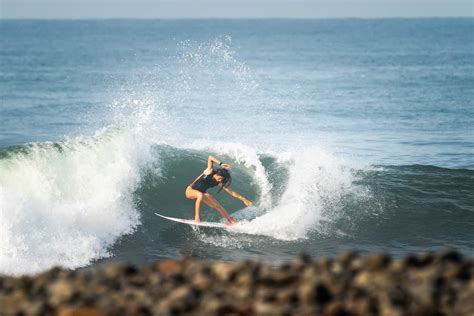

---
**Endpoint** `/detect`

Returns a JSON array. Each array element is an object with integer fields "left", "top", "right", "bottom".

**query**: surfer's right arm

[{"left": 222, "top": 186, "right": 253, "bottom": 207}]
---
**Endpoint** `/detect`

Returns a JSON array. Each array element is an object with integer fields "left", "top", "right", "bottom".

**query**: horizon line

[{"left": 1, "top": 16, "right": 473, "bottom": 20}]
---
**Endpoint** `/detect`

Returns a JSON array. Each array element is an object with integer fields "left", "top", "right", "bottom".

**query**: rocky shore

[{"left": 1, "top": 249, "right": 473, "bottom": 316}]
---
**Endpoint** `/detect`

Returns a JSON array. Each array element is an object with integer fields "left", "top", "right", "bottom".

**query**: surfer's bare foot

[
  {"left": 227, "top": 217, "right": 237, "bottom": 225},
  {"left": 195, "top": 217, "right": 200, "bottom": 223}
]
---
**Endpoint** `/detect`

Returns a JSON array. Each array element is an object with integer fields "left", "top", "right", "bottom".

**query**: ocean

[{"left": 0, "top": 18, "right": 473, "bottom": 276}]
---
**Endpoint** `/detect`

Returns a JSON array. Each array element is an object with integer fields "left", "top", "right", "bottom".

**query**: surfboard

[{"left": 154, "top": 213, "right": 236, "bottom": 228}]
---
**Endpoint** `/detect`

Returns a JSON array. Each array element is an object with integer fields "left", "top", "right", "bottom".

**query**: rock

[
  {"left": 256, "top": 287, "right": 277, "bottom": 302},
  {"left": 293, "top": 305, "right": 320, "bottom": 316},
  {"left": 158, "top": 259, "right": 183, "bottom": 274},
  {"left": 454, "top": 279, "right": 474, "bottom": 315},
  {"left": 161, "top": 285, "right": 198, "bottom": 313},
  {"left": 315, "top": 257, "right": 333, "bottom": 271},
  {"left": 57, "top": 307, "right": 107, "bottom": 316},
  {"left": 103, "top": 264, "right": 125, "bottom": 279},
  {"left": 48, "top": 280, "right": 75, "bottom": 306},
  {"left": 212, "top": 262, "right": 237, "bottom": 282},
  {"left": 365, "top": 253, "right": 391, "bottom": 271},
  {"left": 275, "top": 288, "right": 298, "bottom": 304},
  {"left": 323, "top": 302, "right": 350, "bottom": 316},
  {"left": 192, "top": 271, "right": 212, "bottom": 291},
  {"left": 235, "top": 301, "right": 253, "bottom": 315},
  {"left": 299, "top": 281, "right": 332, "bottom": 306},
  {"left": 199, "top": 296, "right": 226, "bottom": 315},
  {"left": 254, "top": 301, "right": 287, "bottom": 315},
  {"left": 272, "top": 270, "right": 299, "bottom": 287},
  {"left": 338, "top": 250, "right": 358, "bottom": 268},
  {"left": 235, "top": 271, "right": 253, "bottom": 287},
  {"left": 438, "top": 249, "right": 462, "bottom": 263}
]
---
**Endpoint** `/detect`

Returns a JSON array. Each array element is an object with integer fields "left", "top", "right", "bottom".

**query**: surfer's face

[{"left": 213, "top": 174, "right": 223, "bottom": 183}]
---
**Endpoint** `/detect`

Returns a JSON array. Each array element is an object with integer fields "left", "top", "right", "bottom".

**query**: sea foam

[{"left": 0, "top": 130, "right": 142, "bottom": 275}]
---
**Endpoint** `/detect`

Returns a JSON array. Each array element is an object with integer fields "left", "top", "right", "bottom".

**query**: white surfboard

[{"left": 154, "top": 213, "right": 236, "bottom": 229}]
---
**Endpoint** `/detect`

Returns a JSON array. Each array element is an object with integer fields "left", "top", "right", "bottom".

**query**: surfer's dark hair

[{"left": 216, "top": 168, "right": 232, "bottom": 192}]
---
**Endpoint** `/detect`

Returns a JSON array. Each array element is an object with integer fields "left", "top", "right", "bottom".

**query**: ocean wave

[{"left": 2, "top": 129, "right": 473, "bottom": 275}]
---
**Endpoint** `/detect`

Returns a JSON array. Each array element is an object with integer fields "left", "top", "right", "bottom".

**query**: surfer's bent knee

[
  {"left": 196, "top": 192, "right": 203, "bottom": 201},
  {"left": 185, "top": 186, "right": 202, "bottom": 200}
]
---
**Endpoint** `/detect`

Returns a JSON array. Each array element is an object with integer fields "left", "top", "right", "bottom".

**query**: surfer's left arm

[
  {"left": 222, "top": 186, "right": 253, "bottom": 207},
  {"left": 208, "top": 155, "right": 231, "bottom": 170}
]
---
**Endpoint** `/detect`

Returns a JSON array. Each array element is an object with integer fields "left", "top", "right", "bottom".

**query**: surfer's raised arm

[
  {"left": 222, "top": 186, "right": 253, "bottom": 207},
  {"left": 208, "top": 155, "right": 231, "bottom": 170}
]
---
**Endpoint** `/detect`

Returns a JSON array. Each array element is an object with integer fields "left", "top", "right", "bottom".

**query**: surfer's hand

[
  {"left": 221, "top": 163, "right": 231, "bottom": 169},
  {"left": 242, "top": 198, "right": 253, "bottom": 207}
]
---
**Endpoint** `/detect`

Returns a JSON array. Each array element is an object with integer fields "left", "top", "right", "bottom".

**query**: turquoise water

[{"left": 1, "top": 19, "right": 473, "bottom": 275}]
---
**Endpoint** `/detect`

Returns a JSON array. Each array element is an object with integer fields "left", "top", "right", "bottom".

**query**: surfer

[{"left": 186, "top": 155, "right": 253, "bottom": 224}]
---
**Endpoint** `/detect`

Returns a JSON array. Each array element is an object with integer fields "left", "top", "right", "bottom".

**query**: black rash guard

[{"left": 191, "top": 169, "right": 219, "bottom": 193}]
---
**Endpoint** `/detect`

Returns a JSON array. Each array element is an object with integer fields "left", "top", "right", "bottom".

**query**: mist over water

[{"left": 0, "top": 19, "right": 473, "bottom": 275}]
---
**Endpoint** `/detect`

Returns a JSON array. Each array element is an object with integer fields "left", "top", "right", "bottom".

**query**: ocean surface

[{"left": 1, "top": 19, "right": 473, "bottom": 276}]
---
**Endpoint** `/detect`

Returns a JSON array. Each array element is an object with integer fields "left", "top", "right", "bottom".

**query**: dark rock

[
  {"left": 365, "top": 253, "right": 391, "bottom": 271},
  {"left": 299, "top": 281, "right": 332, "bottom": 306},
  {"left": 438, "top": 249, "right": 462, "bottom": 263}
]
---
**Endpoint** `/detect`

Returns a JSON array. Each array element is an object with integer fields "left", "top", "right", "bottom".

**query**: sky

[{"left": 1, "top": 0, "right": 473, "bottom": 19}]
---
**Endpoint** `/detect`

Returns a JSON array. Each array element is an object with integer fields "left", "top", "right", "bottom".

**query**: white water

[
  {"left": 239, "top": 147, "right": 357, "bottom": 240},
  {"left": 185, "top": 141, "right": 362, "bottom": 245},
  {"left": 0, "top": 130, "right": 143, "bottom": 275}
]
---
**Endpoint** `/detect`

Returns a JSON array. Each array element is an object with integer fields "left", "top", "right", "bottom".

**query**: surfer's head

[{"left": 214, "top": 167, "right": 232, "bottom": 191}]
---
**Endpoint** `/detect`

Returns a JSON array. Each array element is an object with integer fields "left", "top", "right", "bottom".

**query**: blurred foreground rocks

[{"left": 1, "top": 249, "right": 473, "bottom": 315}]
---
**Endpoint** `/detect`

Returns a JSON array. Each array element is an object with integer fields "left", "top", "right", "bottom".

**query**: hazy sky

[{"left": 1, "top": 0, "right": 473, "bottom": 18}]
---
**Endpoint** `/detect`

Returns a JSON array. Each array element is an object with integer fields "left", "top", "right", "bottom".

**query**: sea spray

[{"left": 237, "top": 146, "right": 358, "bottom": 240}]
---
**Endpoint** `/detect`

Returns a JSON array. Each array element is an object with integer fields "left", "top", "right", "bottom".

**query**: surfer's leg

[
  {"left": 203, "top": 193, "right": 236, "bottom": 224},
  {"left": 185, "top": 186, "right": 203, "bottom": 223}
]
